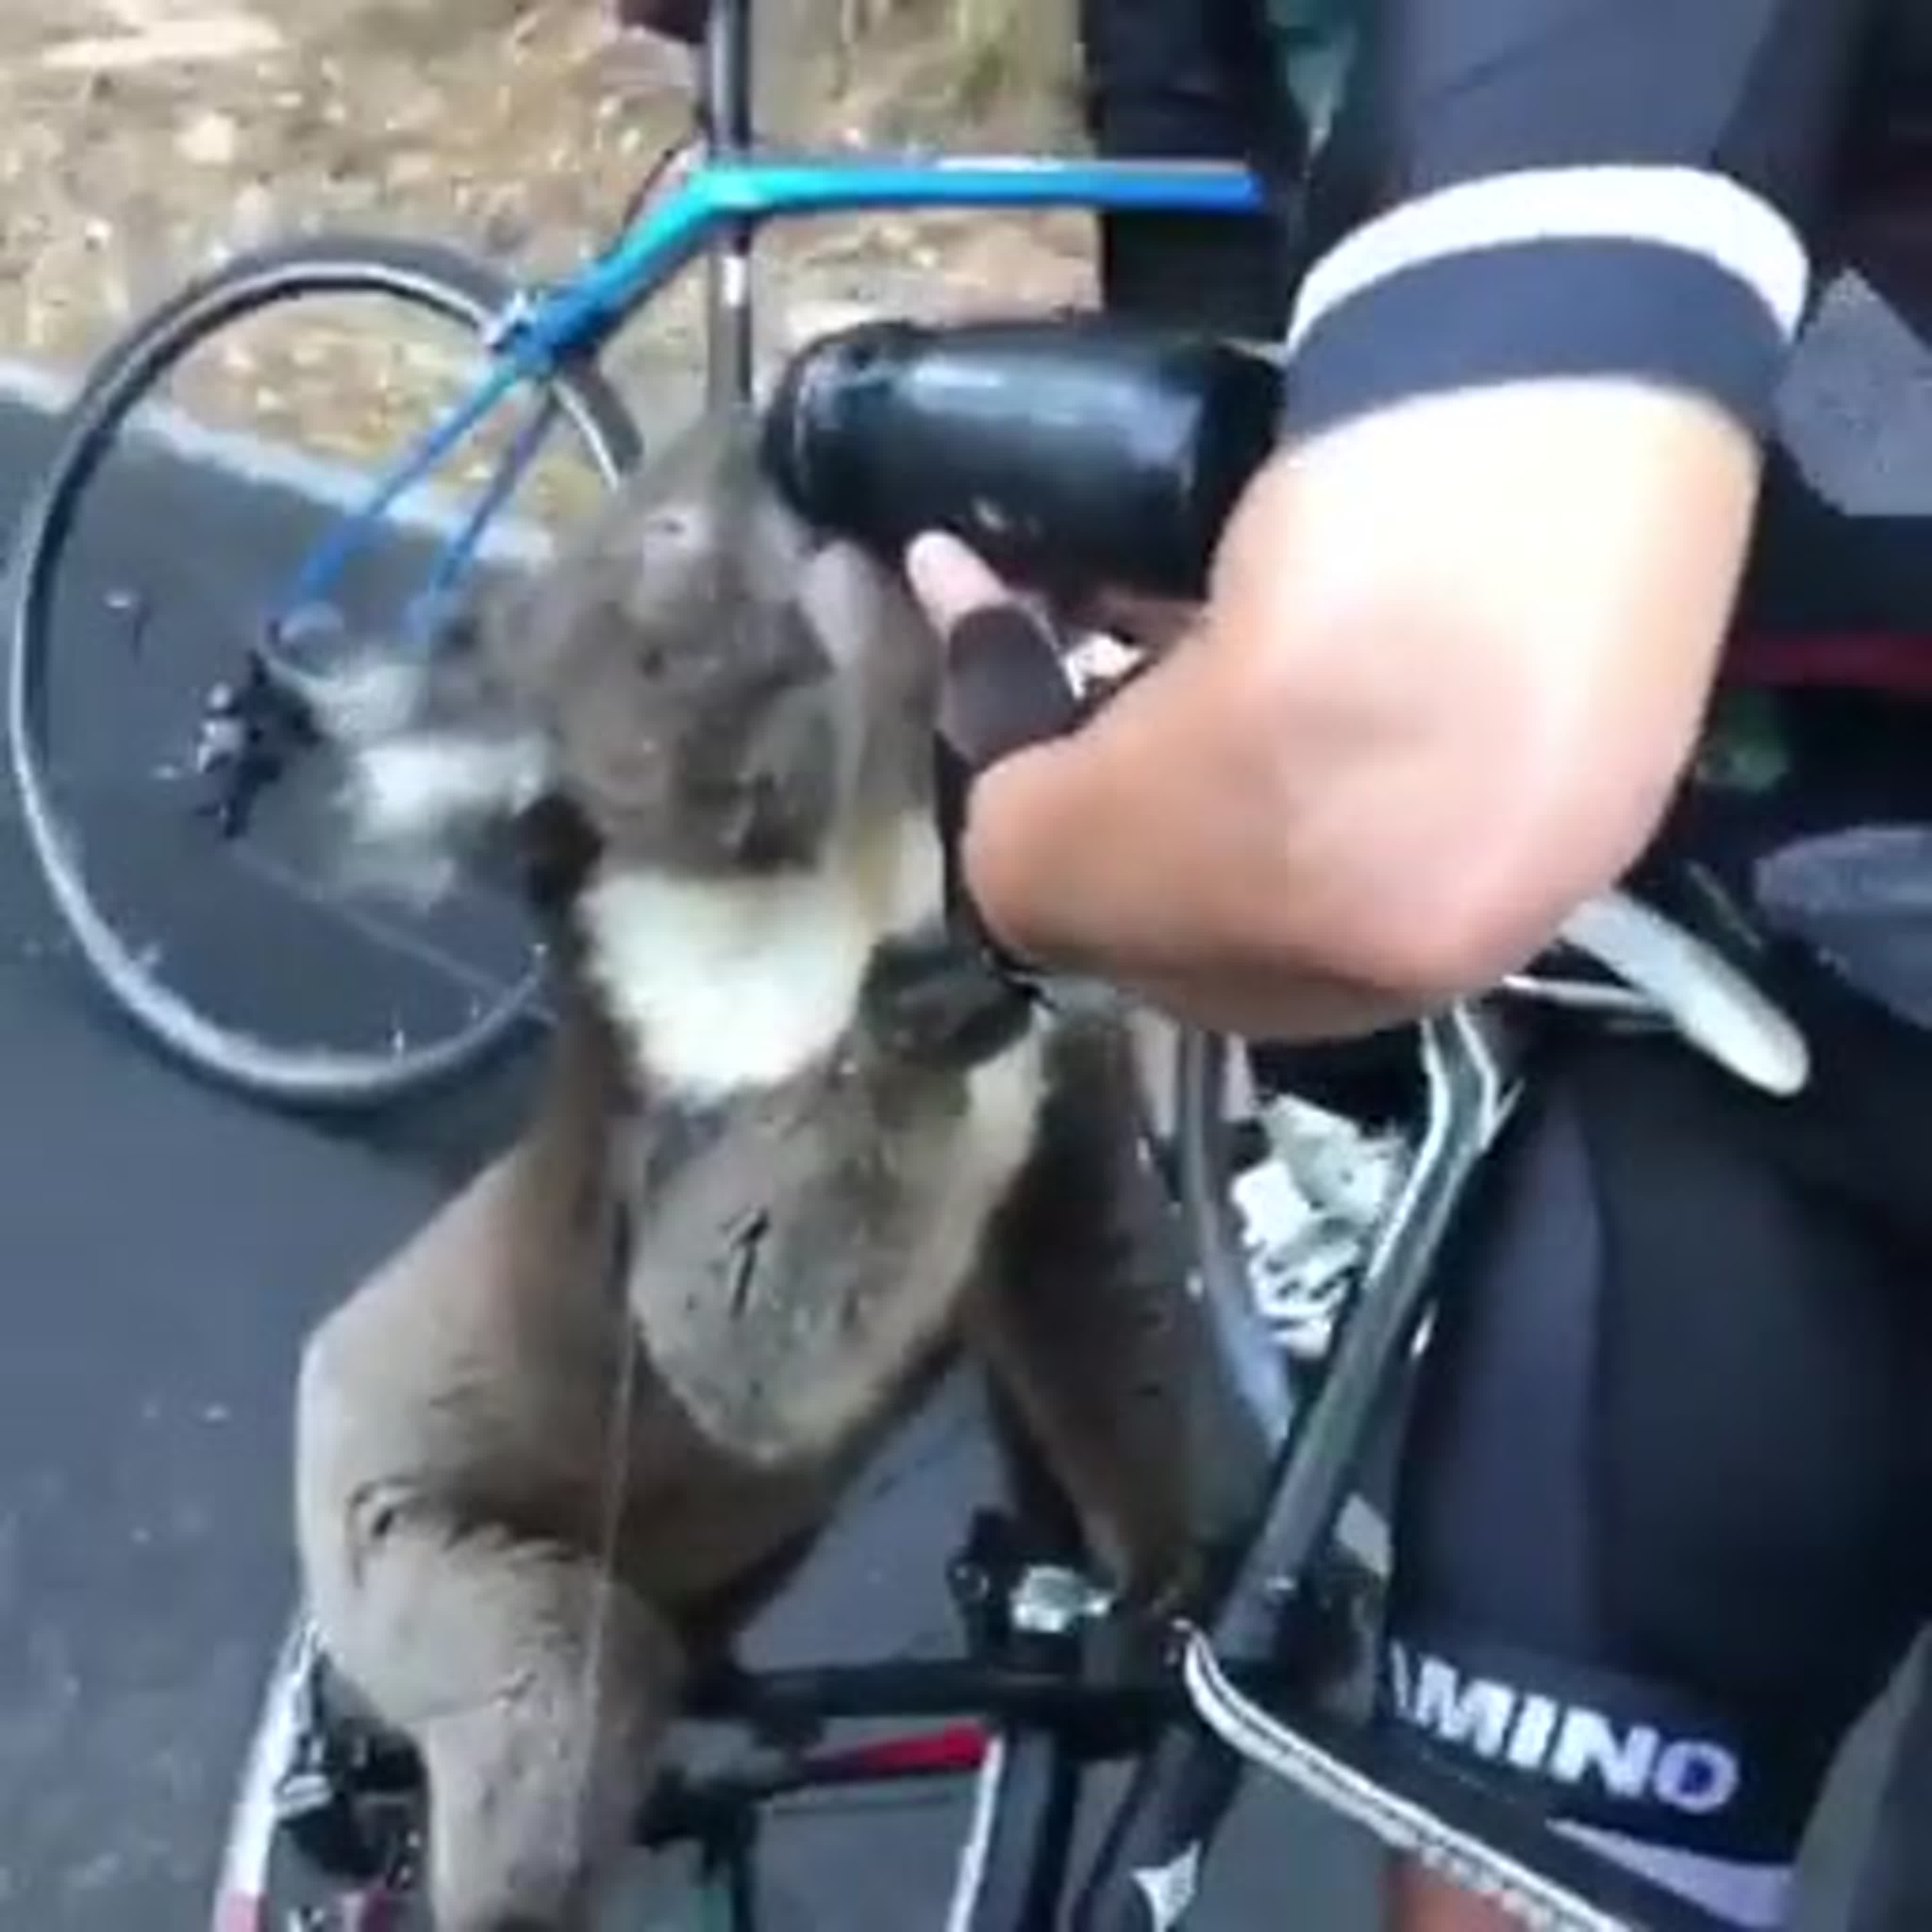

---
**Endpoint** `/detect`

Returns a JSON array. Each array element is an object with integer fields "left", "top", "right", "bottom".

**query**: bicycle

[
  {"left": 15, "top": 4, "right": 1836, "bottom": 1920},
  {"left": 209, "top": 892, "right": 1805, "bottom": 1932},
  {"left": 4, "top": 0, "right": 1269, "bottom": 1113}
]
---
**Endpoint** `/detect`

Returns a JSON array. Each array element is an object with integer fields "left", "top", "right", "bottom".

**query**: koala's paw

[{"left": 858, "top": 924, "right": 1034, "bottom": 1070}]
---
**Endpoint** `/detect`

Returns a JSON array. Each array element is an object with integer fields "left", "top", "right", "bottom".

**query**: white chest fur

[
  {"left": 579, "top": 813, "right": 946, "bottom": 1103},
  {"left": 626, "top": 1021, "right": 1050, "bottom": 1466}
]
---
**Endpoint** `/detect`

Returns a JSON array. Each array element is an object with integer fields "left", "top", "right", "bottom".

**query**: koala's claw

[{"left": 859, "top": 926, "right": 1033, "bottom": 1069}]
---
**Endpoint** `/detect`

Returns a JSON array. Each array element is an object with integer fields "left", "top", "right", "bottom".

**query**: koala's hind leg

[
  {"left": 966, "top": 1018, "right": 1268, "bottom": 1607},
  {"left": 312, "top": 1487, "right": 679, "bottom": 1932}
]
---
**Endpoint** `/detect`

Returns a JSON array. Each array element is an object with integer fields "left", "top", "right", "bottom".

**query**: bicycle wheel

[{"left": 6, "top": 233, "right": 643, "bottom": 1111}]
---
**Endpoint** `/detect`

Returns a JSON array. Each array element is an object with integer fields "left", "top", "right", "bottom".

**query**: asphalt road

[{"left": 0, "top": 274, "right": 1930, "bottom": 1931}]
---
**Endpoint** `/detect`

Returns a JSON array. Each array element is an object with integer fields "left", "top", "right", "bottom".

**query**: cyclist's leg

[
  {"left": 1078, "top": 0, "right": 1300, "bottom": 336},
  {"left": 1377, "top": 1032, "right": 1932, "bottom": 1932}
]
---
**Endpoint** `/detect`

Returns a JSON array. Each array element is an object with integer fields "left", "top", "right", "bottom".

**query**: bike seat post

[{"left": 700, "top": 0, "right": 759, "bottom": 407}]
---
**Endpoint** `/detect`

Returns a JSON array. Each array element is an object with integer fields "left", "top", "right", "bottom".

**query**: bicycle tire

[{"left": 5, "top": 233, "right": 644, "bottom": 1112}]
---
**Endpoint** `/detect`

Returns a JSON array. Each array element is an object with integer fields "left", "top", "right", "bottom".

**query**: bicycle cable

[
  {"left": 569, "top": 1228, "right": 648, "bottom": 1897},
  {"left": 603, "top": 120, "right": 705, "bottom": 253}
]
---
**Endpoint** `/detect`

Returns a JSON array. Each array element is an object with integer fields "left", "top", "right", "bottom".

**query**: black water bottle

[{"left": 760, "top": 316, "right": 1283, "bottom": 602}]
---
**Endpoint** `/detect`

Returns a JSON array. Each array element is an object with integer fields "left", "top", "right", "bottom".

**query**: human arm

[{"left": 928, "top": 0, "right": 1866, "bottom": 1040}]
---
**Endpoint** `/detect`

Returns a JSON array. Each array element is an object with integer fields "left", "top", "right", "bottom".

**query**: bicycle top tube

[
  {"left": 527, "top": 150, "right": 1268, "bottom": 356},
  {"left": 703, "top": 151, "right": 1265, "bottom": 217},
  {"left": 677, "top": 150, "right": 1264, "bottom": 242}
]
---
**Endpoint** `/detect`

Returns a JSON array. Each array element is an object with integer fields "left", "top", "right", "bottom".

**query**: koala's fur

[{"left": 294, "top": 417, "right": 1257, "bottom": 1932}]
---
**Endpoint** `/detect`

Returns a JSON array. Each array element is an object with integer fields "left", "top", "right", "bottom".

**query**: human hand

[
  {"left": 902, "top": 532, "right": 1080, "bottom": 773},
  {"left": 903, "top": 530, "right": 1022, "bottom": 629},
  {"left": 901, "top": 532, "right": 1081, "bottom": 987},
  {"left": 904, "top": 532, "right": 1180, "bottom": 686}
]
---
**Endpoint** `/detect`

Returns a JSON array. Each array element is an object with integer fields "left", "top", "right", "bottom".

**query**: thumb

[
  {"left": 904, "top": 531, "right": 1013, "bottom": 634},
  {"left": 915, "top": 569, "right": 1080, "bottom": 775}
]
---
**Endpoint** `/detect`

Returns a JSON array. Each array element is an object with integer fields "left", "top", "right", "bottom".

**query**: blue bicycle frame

[{"left": 278, "top": 0, "right": 1267, "bottom": 641}]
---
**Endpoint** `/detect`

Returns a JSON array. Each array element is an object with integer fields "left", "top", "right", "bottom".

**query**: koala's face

[
  {"left": 537, "top": 457, "right": 938, "bottom": 877},
  {"left": 541, "top": 482, "right": 839, "bottom": 874},
  {"left": 325, "top": 416, "right": 941, "bottom": 898}
]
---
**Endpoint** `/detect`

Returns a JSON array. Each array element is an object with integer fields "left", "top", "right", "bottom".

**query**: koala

[{"left": 293, "top": 414, "right": 1262, "bottom": 1932}]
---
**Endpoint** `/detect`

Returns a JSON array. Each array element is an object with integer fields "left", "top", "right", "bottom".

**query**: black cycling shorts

[{"left": 1378, "top": 976, "right": 1932, "bottom": 1928}]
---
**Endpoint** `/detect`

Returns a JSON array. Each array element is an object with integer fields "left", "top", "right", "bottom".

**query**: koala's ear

[{"left": 310, "top": 613, "right": 556, "bottom": 904}]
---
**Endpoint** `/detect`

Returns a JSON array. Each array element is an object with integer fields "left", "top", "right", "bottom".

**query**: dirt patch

[{"left": 0, "top": 0, "right": 1094, "bottom": 488}]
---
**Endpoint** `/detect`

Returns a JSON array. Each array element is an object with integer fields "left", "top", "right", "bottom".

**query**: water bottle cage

[{"left": 933, "top": 602, "right": 1091, "bottom": 997}]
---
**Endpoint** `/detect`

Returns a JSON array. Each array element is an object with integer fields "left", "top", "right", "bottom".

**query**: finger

[
  {"left": 904, "top": 531, "right": 1011, "bottom": 631},
  {"left": 938, "top": 601, "right": 1081, "bottom": 768}
]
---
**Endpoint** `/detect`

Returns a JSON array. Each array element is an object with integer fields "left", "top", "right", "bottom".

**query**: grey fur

[{"left": 294, "top": 417, "right": 1252, "bottom": 1931}]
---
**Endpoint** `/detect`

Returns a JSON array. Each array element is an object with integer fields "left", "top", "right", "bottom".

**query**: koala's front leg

[
  {"left": 858, "top": 920, "right": 1033, "bottom": 1070},
  {"left": 966, "top": 1019, "right": 1268, "bottom": 1608}
]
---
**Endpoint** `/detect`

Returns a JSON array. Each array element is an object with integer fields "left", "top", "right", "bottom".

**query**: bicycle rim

[{"left": 6, "top": 234, "right": 641, "bottom": 1112}]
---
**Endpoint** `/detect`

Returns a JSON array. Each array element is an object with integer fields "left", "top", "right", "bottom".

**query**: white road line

[
  {"left": 41, "top": 20, "right": 284, "bottom": 72},
  {"left": 0, "top": 356, "right": 557, "bottom": 567}
]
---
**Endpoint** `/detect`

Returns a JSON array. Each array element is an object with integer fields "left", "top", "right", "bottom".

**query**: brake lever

[{"left": 1556, "top": 890, "right": 1809, "bottom": 1096}]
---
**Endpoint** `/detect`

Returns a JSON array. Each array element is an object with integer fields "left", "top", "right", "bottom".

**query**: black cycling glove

[{"left": 933, "top": 601, "right": 1086, "bottom": 992}]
